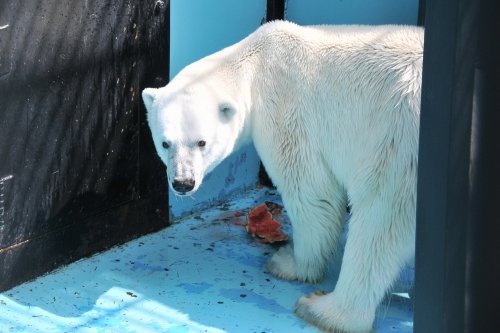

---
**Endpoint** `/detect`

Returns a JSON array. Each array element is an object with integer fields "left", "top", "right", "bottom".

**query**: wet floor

[{"left": 0, "top": 187, "right": 413, "bottom": 333}]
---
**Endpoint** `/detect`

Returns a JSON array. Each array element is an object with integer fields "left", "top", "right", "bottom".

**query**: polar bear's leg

[
  {"left": 295, "top": 188, "right": 415, "bottom": 332},
  {"left": 266, "top": 177, "right": 346, "bottom": 283}
]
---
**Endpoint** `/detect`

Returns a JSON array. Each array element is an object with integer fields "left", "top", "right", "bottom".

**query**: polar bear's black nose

[{"left": 172, "top": 179, "right": 195, "bottom": 194}]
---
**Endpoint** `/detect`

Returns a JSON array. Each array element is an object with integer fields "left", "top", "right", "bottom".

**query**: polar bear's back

[
  {"left": 254, "top": 21, "right": 423, "bottom": 60},
  {"left": 251, "top": 21, "right": 423, "bottom": 95},
  {"left": 258, "top": 20, "right": 423, "bottom": 50},
  {"left": 249, "top": 21, "right": 423, "bottom": 190},
  {"left": 251, "top": 20, "right": 423, "bottom": 124}
]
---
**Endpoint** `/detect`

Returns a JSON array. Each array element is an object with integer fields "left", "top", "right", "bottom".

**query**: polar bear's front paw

[
  {"left": 266, "top": 245, "right": 298, "bottom": 281},
  {"left": 266, "top": 244, "right": 326, "bottom": 282},
  {"left": 295, "top": 292, "right": 374, "bottom": 333}
]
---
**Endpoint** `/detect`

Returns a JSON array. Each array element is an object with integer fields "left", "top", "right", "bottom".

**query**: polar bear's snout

[
  {"left": 164, "top": 145, "right": 203, "bottom": 196},
  {"left": 171, "top": 178, "right": 195, "bottom": 195}
]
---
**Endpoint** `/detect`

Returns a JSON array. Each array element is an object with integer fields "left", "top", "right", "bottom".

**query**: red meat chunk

[{"left": 246, "top": 203, "right": 288, "bottom": 243}]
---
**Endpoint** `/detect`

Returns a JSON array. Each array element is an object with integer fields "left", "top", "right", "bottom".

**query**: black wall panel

[
  {"left": 0, "top": 0, "right": 170, "bottom": 291},
  {"left": 266, "top": 0, "right": 285, "bottom": 21},
  {"left": 414, "top": 0, "right": 500, "bottom": 332}
]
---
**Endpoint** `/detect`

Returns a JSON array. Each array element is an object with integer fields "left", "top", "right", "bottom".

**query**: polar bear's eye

[
  {"left": 197, "top": 140, "right": 206, "bottom": 148},
  {"left": 162, "top": 141, "right": 170, "bottom": 149}
]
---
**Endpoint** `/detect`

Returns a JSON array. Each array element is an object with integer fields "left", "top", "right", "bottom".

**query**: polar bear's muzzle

[{"left": 171, "top": 178, "right": 196, "bottom": 195}]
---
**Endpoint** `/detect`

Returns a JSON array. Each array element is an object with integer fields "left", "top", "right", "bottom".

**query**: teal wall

[
  {"left": 168, "top": 0, "right": 419, "bottom": 218},
  {"left": 285, "top": 0, "right": 419, "bottom": 25},
  {"left": 170, "top": 1, "right": 267, "bottom": 77},
  {"left": 169, "top": 0, "right": 266, "bottom": 218}
]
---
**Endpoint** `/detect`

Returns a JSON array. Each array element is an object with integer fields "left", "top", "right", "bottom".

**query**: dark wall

[
  {"left": 266, "top": 0, "right": 285, "bottom": 21},
  {"left": 0, "top": 0, "right": 170, "bottom": 291},
  {"left": 414, "top": 0, "right": 500, "bottom": 332}
]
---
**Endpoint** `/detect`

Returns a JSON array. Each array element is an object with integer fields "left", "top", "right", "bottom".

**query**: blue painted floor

[{"left": 0, "top": 188, "right": 413, "bottom": 333}]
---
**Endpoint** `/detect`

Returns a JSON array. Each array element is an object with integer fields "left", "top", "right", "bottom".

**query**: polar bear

[{"left": 142, "top": 21, "right": 423, "bottom": 333}]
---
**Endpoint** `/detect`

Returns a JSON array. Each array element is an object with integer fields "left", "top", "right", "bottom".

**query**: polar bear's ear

[
  {"left": 142, "top": 88, "right": 158, "bottom": 113},
  {"left": 219, "top": 103, "right": 236, "bottom": 123}
]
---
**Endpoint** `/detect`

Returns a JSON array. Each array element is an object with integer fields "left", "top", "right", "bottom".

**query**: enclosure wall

[
  {"left": 285, "top": 0, "right": 419, "bottom": 25},
  {"left": 0, "top": 0, "right": 170, "bottom": 291}
]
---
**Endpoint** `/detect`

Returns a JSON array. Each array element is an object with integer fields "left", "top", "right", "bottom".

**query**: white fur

[{"left": 143, "top": 21, "right": 423, "bottom": 333}]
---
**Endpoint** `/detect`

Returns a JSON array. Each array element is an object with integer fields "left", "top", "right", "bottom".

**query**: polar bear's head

[{"left": 142, "top": 74, "right": 249, "bottom": 196}]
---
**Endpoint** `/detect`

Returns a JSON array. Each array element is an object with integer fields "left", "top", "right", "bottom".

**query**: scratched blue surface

[{"left": 0, "top": 187, "right": 413, "bottom": 333}]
